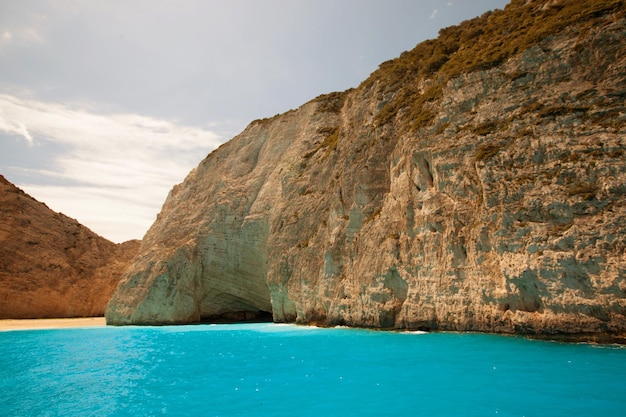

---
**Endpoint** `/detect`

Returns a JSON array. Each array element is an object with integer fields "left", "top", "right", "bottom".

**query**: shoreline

[{"left": 0, "top": 317, "right": 106, "bottom": 331}]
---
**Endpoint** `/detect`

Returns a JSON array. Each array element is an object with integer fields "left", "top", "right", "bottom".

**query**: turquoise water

[{"left": 1, "top": 323, "right": 625, "bottom": 416}]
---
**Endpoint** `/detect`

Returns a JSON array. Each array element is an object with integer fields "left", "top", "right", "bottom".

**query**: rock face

[
  {"left": 0, "top": 176, "right": 139, "bottom": 318},
  {"left": 107, "top": 0, "right": 626, "bottom": 342}
]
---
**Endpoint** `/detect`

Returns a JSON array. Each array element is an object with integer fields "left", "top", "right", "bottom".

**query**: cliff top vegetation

[{"left": 364, "top": 0, "right": 625, "bottom": 130}]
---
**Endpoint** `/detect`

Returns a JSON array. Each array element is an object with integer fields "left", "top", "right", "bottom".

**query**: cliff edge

[
  {"left": 107, "top": 0, "right": 626, "bottom": 342},
  {"left": 0, "top": 176, "right": 139, "bottom": 318}
]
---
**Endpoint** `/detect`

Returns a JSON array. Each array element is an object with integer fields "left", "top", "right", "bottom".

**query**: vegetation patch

[
  {"left": 303, "top": 127, "right": 341, "bottom": 160},
  {"left": 314, "top": 91, "right": 348, "bottom": 114},
  {"left": 519, "top": 101, "right": 545, "bottom": 115},
  {"left": 364, "top": 206, "right": 383, "bottom": 224},
  {"left": 588, "top": 109, "right": 626, "bottom": 127},
  {"left": 568, "top": 182, "right": 598, "bottom": 200},
  {"left": 472, "top": 121, "right": 501, "bottom": 136},
  {"left": 475, "top": 143, "right": 504, "bottom": 162},
  {"left": 319, "top": 127, "right": 340, "bottom": 152},
  {"left": 539, "top": 105, "right": 591, "bottom": 118},
  {"left": 363, "top": 0, "right": 624, "bottom": 131}
]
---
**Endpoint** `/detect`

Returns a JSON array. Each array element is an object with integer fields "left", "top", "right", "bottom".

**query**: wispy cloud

[
  {"left": 0, "top": 93, "right": 225, "bottom": 242},
  {"left": 0, "top": 27, "right": 42, "bottom": 45},
  {"left": 429, "top": 9, "right": 438, "bottom": 20},
  {"left": 16, "top": 122, "right": 34, "bottom": 146}
]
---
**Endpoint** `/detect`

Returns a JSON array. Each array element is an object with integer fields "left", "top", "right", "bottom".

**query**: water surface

[{"left": 1, "top": 323, "right": 624, "bottom": 416}]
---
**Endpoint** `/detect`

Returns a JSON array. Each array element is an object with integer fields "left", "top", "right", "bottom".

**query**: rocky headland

[
  {"left": 0, "top": 176, "right": 139, "bottom": 318},
  {"left": 106, "top": 0, "right": 626, "bottom": 343}
]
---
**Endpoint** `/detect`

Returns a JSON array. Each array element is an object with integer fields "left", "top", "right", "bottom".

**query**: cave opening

[{"left": 199, "top": 310, "right": 274, "bottom": 324}]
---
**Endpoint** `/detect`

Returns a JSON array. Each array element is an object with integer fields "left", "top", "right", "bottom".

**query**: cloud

[
  {"left": 0, "top": 31, "right": 13, "bottom": 43},
  {"left": 19, "top": 184, "right": 161, "bottom": 244},
  {"left": 0, "top": 28, "right": 42, "bottom": 45},
  {"left": 17, "top": 122, "right": 34, "bottom": 146},
  {"left": 429, "top": 9, "right": 438, "bottom": 20},
  {"left": 0, "top": 102, "right": 37, "bottom": 146},
  {"left": 0, "top": 93, "right": 225, "bottom": 242}
]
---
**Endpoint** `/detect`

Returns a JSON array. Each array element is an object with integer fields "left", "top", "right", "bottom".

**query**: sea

[{"left": 1, "top": 323, "right": 625, "bottom": 417}]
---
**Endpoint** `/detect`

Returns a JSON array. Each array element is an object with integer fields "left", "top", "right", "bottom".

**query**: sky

[{"left": 0, "top": 0, "right": 509, "bottom": 243}]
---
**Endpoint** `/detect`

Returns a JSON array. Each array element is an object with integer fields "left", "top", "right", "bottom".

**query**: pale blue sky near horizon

[{"left": 0, "top": 0, "right": 509, "bottom": 242}]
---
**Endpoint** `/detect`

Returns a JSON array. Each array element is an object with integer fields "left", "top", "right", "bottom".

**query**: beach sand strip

[{"left": 0, "top": 317, "right": 106, "bottom": 331}]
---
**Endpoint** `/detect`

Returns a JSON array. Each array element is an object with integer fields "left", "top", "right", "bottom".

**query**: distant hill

[
  {"left": 107, "top": 0, "right": 626, "bottom": 343},
  {"left": 0, "top": 175, "right": 139, "bottom": 318}
]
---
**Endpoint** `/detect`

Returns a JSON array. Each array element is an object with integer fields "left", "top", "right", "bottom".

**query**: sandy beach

[{"left": 0, "top": 317, "right": 106, "bottom": 331}]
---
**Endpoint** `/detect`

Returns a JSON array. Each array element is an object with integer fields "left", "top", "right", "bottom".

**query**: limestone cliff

[
  {"left": 107, "top": 0, "right": 626, "bottom": 342},
  {"left": 0, "top": 176, "right": 139, "bottom": 318}
]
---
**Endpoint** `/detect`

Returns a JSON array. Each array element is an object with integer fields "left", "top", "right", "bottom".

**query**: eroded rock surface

[
  {"left": 0, "top": 176, "right": 139, "bottom": 318},
  {"left": 107, "top": 0, "right": 626, "bottom": 342}
]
